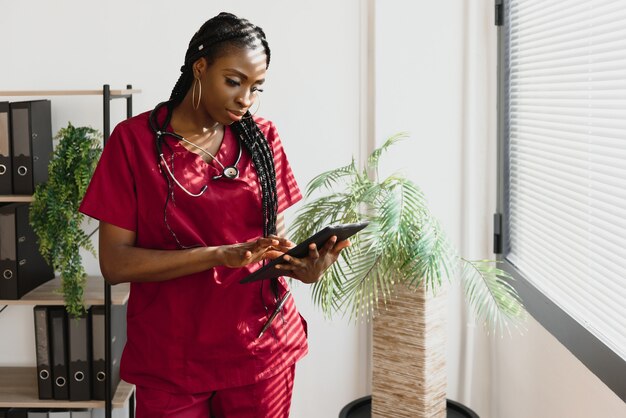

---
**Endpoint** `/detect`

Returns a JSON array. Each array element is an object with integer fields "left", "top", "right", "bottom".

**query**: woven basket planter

[{"left": 372, "top": 283, "right": 447, "bottom": 418}]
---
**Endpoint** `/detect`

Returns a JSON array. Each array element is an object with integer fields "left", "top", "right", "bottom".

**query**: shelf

[
  {"left": 0, "top": 195, "right": 34, "bottom": 202},
  {"left": 0, "top": 367, "right": 134, "bottom": 409},
  {"left": 0, "top": 84, "right": 138, "bottom": 418},
  {"left": 0, "top": 276, "right": 130, "bottom": 306},
  {"left": 0, "top": 89, "right": 141, "bottom": 97}
]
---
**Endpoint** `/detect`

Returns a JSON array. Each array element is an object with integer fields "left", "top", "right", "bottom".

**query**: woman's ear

[{"left": 193, "top": 57, "right": 208, "bottom": 78}]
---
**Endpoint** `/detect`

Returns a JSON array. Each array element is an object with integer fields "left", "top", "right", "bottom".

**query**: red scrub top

[{"left": 79, "top": 107, "right": 308, "bottom": 394}]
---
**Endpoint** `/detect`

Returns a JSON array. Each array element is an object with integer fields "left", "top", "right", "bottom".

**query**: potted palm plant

[
  {"left": 30, "top": 123, "right": 102, "bottom": 318},
  {"left": 289, "top": 133, "right": 526, "bottom": 417}
]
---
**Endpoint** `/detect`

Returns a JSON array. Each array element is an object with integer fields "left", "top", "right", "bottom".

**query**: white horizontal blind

[{"left": 506, "top": 0, "right": 626, "bottom": 361}]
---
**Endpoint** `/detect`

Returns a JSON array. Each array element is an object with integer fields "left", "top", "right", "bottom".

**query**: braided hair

[{"left": 170, "top": 12, "right": 278, "bottom": 238}]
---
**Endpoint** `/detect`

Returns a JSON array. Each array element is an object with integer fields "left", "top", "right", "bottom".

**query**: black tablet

[{"left": 239, "top": 221, "right": 370, "bottom": 284}]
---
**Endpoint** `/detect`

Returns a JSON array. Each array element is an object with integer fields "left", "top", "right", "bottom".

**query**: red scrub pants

[{"left": 135, "top": 365, "right": 295, "bottom": 418}]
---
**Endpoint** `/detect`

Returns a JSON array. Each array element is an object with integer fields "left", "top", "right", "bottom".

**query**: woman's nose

[{"left": 236, "top": 94, "right": 252, "bottom": 108}]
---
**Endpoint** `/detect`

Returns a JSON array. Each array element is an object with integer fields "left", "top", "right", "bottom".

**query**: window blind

[{"left": 505, "top": 0, "right": 626, "bottom": 361}]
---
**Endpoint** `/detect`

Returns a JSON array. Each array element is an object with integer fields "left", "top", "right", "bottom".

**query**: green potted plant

[
  {"left": 289, "top": 133, "right": 526, "bottom": 417},
  {"left": 30, "top": 123, "right": 102, "bottom": 318}
]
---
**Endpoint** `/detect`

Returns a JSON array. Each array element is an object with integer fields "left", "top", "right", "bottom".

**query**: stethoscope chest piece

[
  {"left": 213, "top": 165, "right": 239, "bottom": 181},
  {"left": 223, "top": 166, "right": 239, "bottom": 179}
]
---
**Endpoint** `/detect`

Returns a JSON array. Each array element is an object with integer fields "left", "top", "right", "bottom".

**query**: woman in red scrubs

[{"left": 79, "top": 12, "right": 349, "bottom": 418}]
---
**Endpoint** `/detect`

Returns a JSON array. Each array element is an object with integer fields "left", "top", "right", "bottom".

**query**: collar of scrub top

[{"left": 150, "top": 101, "right": 243, "bottom": 197}]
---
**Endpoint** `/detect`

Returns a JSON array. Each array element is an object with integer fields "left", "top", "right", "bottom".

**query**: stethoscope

[
  {"left": 150, "top": 103, "right": 286, "bottom": 325},
  {"left": 149, "top": 101, "right": 242, "bottom": 197}
]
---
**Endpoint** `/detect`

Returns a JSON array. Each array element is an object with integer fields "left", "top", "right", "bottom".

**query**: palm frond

[
  {"left": 339, "top": 234, "right": 387, "bottom": 321},
  {"left": 403, "top": 217, "right": 454, "bottom": 291},
  {"left": 367, "top": 132, "right": 409, "bottom": 172},
  {"left": 460, "top": 259, "right": 527, "bottom": 335},
  {"left": 310, "top": 259, "right": 345, "bottom": 316},
  {"left": 304, "top": 158, "right": 357, "bottom": 198},
  {"left": 289, "top": 193, "right": 355, "bottom": 241}
]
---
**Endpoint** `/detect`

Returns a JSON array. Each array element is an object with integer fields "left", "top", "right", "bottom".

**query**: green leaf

[
  {"left": 304, "top": 158, "right": 357, "bottom": 199},
  {"left": 367, "top": 132, "right": 409, "bottom": 172},
  {"left": 30, "top": 122, "right": 102, "bottom": 318},
  {"left": 461, "top": 259, "right": 527, "bottom": 335}
]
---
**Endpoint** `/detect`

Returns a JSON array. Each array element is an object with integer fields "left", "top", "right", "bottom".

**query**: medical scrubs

[{"left": 79, "top": 107, "right": 308, "bottom": 399}]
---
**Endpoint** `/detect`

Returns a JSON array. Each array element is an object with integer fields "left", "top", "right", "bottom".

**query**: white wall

[
  {"left": 0, "top": 1, "right": 367, "bottom": 417},
  {"left": 375, "top": 1, "right": 626, "bottom": 418}
]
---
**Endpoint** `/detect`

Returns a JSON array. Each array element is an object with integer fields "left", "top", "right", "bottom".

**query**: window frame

[{"left": 495, "top": 0, "right": 626, "bottom": 402}]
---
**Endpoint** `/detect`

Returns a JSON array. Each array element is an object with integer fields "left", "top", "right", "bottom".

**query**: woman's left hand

[{"left": 274, "top": 236, "right": 351, "bottom": 284}]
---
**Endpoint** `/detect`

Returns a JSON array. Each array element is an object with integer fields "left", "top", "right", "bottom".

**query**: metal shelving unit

[{"left": 0, "top": 85, "right": 140, "bottom": 418}]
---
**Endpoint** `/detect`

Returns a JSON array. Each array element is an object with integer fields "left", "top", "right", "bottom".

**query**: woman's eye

[
  {"left": 252, "top": 87, "right": 264, "bottom": 93},
  {"left": 226, "top": 78, "right": 240, "bottom": 87}
]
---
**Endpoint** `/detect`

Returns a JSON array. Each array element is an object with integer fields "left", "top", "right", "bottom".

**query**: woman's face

[{"left": 195, "top": 45, "right": 267, "bottom": 125}]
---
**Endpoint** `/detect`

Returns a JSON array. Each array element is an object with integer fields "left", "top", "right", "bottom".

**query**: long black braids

[
  {"left": 169, "top": 12, "right": 276, "bottom": 237},
  {"left": 168, "top": 13, "right": 281, "bottom": 300}
]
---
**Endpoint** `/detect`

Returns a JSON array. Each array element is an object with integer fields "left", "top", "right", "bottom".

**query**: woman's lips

[{"left": 226, "top": 109, "right": 244, "bottom": 122}]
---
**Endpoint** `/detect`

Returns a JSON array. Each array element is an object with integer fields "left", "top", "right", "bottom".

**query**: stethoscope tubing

[
  {"left": 159, "top": 154, "right": 208, "bottom": 197},
  {"left": 149, "top": 101, "right": 242, "bottom": 197}
]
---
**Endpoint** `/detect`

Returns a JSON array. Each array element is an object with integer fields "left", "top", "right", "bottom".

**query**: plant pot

[
  {"left": 339, "top": 396, "right": 480, "bottom": 418},
  {"left": 372, "top": 284, "right": 448, "bottom": 417}
]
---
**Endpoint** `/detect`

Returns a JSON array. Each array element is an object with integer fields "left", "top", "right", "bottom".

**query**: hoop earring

[
  {"left": 192, "top": 77, "right": 202, "bottom": 110},
  {"left": 242, "top": 96, "right": 261, "bottom": 119}
]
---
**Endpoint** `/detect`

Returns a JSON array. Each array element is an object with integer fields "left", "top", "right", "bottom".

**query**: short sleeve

[
  {"left": 262, "top": 120, "right": 302, "bottom": 213},
  {"left": 79, "top": 123, "right": 137, "bottom": 231}
]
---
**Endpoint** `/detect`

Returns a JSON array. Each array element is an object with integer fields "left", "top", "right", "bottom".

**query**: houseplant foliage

[
  {"left": 289, "top": 133, "right": 526, "bottom": 333},
  {"left": 30, "top": 123, "right": 102, "bottom": 318}
]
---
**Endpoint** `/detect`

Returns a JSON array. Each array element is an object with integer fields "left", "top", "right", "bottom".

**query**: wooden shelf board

[
  {"left": 0, "top": 367, "right": 134, "bottom": 409},
  {"left": 0, "top": 195, "right": 34, "bottom": 202},
  {"left": 0, "top": 276, "right": 130, "bottom": 306},
  {"left": 0, "top": 89, "right": 141, "bottom": 97}
]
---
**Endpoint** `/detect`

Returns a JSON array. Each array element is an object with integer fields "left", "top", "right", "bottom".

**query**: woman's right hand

[{"left": 219, "top": 235, "right": 294, "bottom": 268}]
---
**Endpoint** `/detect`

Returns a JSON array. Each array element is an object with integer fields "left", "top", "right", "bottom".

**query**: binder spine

[
  {"left": 68, "top": 311, "right": 92, "bottom": 401},
  {"left": 90, "top": 304, "right": 126, "bottom": 400},
  {"left": 49, "top": 307, "right": 69, "bottom": 400},
  {"left": 0, "top": 203, "right": 53, "bottom": 300},
  {"left": 110, "top": 303, "right": 127, "bottom": 400},
  {"left": 9, "top": 103, "right": 32, "bottom": 195},
  {"left": 90, "top": 306, "right": 106, "bottom": 400},
  {"left": 0, "top": 205, "right": 17, "bottom": 299},
  {"left": 15, "top": 204, "right": 54, "bottom": 296},
  {"left": 0, "top": 102, "right": 12, "bottom": 194},
  {"left": 30, "top": 100, "right": 52, "bottom": 187},
  {"left": 9, "top": 100, "right": 52, "bottom": 194},
  {"left": 34, "top": 306, "right": 53, "bottom": 400}
]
